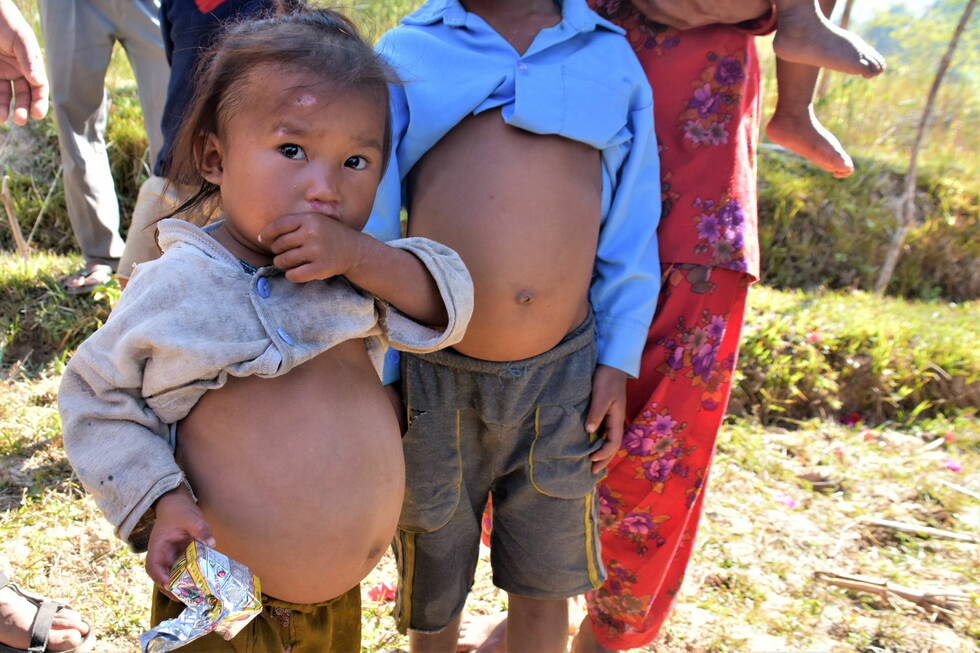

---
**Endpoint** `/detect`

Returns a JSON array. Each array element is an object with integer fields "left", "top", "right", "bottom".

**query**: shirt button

[
  {"left": 257, "top": 277, "right": 271, "bottom": 298},
  {"left": 517, "top": 62, "right": 528, "bottom": 74},
  {"left": 276, "top": 328, "right": 294, "bottom": 346}
]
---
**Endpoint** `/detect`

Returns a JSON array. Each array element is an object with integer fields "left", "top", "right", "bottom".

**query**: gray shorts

[{"left": 394, "top": 314, "right": 606, "bottom": 633}]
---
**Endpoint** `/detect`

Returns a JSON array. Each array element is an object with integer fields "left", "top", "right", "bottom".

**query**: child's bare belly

[
  {"left": 408, "top": 110, "right": 601, "bottom": 361},
  {"left": 175, "top": 339, "right": 403, "bottom": 604}
]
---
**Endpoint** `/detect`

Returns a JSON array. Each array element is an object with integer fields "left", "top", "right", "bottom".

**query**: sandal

[
  {"left": 61, "top": 263, "right": 114, "bottom": 296},
  {"left": 0, "top": 571, "right": 92, "bottom": 653}
]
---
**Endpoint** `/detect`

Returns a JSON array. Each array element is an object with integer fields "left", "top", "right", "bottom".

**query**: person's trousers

[
  {"left": 585, "top": 264, "right": 751, "bottom": 649},
  {"left": 40, "top": 0, "right": 168, "bottom": 268}
]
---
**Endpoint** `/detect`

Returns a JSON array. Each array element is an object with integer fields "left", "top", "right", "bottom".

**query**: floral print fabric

[
  {"left": 582, "top": 2, "right": 774, "bottom": 647},
  {"left": 588, "top": 265, "right": 750, "bottom": 649},
  {"left": 589, "top": 1, "right": 768, "bottom": 279}
]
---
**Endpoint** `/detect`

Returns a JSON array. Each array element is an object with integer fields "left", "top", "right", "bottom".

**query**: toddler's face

[{"left": 200, "top": 65, "right": 386, "bottom": 254}]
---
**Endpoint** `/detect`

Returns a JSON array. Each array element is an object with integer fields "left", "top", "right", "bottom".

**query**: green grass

[
  {"left": 735, "top": 286, "right": 979, "bottom": 424},
  {"left": 0, "top": 253, "right": 117, "bottom": 374},
  {"left": 1, "top": 256, "right": 977, "bottom": 650},
  {"left": 2, "top": 381, "right": 976, "bottom": 651},
  {"left": 757, "top": 148, "right": 980, "bottom": 301}
]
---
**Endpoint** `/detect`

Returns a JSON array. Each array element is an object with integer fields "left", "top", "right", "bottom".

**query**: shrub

[
  {"left": 731, "top": 286, "right": 979, "bottom": 424},
  {"left": 757, "top": 148, "right": 980, "bottom": 301}
]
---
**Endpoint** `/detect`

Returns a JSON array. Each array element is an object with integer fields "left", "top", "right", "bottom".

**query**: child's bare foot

[
  {"left": 457, "top": 596, "right": 587, "bottom": 653},
  {"left": 774, "top": 3, "right": 886, "bottom": 78},
  {"left": 456, "top": 613, "right": 506, "bottom": 653},
  {"left": 0, "top": 583, "right": 90, "bottom": 652},
  {"left": 766, "top": 107, "right": 854, "bottom": 178}
]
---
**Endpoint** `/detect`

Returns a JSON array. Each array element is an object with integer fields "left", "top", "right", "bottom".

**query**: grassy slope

[{"left": 0, "top": 255, "right": 977, "bottom": 652}]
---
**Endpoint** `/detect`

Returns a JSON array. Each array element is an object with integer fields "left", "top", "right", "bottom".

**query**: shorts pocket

[
  {"left": 528, "top": 398, "right": 603, "bottom": 500},
  {"left": 399, "top": 408, "right": 463, "bottom": 533}
]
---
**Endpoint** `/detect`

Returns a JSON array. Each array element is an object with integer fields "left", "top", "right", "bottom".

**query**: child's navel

[{"left": 515, "top": 289, "right": 535, "bottom": 305}]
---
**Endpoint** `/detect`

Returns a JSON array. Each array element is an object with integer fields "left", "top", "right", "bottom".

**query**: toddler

[{"left": 58, "top": 8, "right": 473, "bottom": 652}]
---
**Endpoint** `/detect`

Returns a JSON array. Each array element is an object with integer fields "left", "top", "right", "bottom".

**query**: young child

[
  {"left": 640, "top": 0, "right": 885, "bottom": 177},
  {"left": 364, "top": 1, "right": 662, "bottom": 650},
  {"left": 57, "top": 8, "right": 473, "bottom": 652}
]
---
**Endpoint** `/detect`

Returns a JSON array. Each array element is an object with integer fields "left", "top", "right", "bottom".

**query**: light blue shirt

[{"left": 367, "top": 0, "right": 662, "bottom": 380}]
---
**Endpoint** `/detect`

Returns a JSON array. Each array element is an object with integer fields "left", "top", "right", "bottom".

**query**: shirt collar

[{"left": 401, "top": 0, "right": 624, "bottom": 35}]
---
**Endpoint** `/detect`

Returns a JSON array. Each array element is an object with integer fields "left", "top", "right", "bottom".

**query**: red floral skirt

[{"left": 586, "top": 264, "right": 750, "bottom": 649}]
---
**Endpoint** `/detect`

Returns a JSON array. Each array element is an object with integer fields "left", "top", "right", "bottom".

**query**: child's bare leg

[
  {"left": 570, "top": 615, "right": 615, "bottom": 653},
  {"left": 773, "top": 0, "right": 885, "bottom": 78},
  {"left": 457, "top": 614, "right": 506, "bottom": 652},
  {"left": 766, "top": 56, "right": 854, "bottom": 177},
  {"left": 508, "top": 594, "right": 568, "bottom": 653},
  {"left": 410, "top": 616, "right": 462, "bottom": 653}
]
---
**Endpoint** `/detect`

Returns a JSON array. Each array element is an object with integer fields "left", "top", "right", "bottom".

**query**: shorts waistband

[
  {"left": 262, "top": 584, "right": 359, "bottom": 612},
  {"left": 412, "top": 311, "right": 595, "bottom": 376}
]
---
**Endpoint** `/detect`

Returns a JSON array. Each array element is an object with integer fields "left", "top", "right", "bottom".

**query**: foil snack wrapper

[{"left": 141, "top": 541, "right": 262, "bottom": 652}]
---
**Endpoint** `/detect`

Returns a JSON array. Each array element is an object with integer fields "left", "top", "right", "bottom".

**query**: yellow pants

[{"left": 150, "top": 584, "right": 360, "bottom": 652}]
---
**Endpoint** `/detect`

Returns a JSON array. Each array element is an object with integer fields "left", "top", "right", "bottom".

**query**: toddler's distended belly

[{"left": 175, "top": 340, "right": 404, "bottom": 604}]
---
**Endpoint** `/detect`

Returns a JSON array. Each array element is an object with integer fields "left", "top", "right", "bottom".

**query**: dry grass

[{"left": 1, "top": 363, "right": 976, "bottom": 651}]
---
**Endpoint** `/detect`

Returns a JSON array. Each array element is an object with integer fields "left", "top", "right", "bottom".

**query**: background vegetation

[{"left": 0, "top": 0, "right": 976, "bottom": 651}]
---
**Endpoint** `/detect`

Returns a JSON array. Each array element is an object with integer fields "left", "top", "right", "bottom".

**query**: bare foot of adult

[
  {"left": 0, "top": 582, "right": 90, "bottom": 652},
  {"left": 773, "top": 5, "right": 886, "bottom": 78},
  {"left": 766, "top": 107, "right": 854, "bottom": 178},
  {"left": 456, "top": 613, "right": 506, "bottom": 653}
]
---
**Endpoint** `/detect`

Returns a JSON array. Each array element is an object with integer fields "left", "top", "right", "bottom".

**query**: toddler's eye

[
  {"left": 279, "top": 144, "right": 306, "bottom": 160},
  {"left": 345, "top": 156, "right": 367, "bottom": 170}
]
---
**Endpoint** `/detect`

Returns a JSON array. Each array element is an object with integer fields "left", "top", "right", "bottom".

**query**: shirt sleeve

[
  {"left": 58, "top": 288, "right": 188, "bottom": 551},
  {"left": 365, "top": 51, "right": 412, "bottom": 383},
  {"left": 590, "top": 84, "right": 662, "bottom": 378},
  {"left": 376, "top": 237, "right": 474, "bottom": 354}
]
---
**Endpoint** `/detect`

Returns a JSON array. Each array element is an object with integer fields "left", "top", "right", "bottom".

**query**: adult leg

[
  {"left": 114, "top": 0, "right": 171, "bottom": 283},
  {"left": 115, "top": 0, "right": 168, "bottom": 166},
  {"left": 39, "top": 0, "right": 122, "bottom": 271},
  {"left": 584, "top": 266, "right": 751, "bottom": 650},
  {"left": 772, "top": 0, "right": 885, "bottom": 77}
]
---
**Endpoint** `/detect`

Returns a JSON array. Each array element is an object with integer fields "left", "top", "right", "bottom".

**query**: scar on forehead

[{"left": 295, "top": 94, "right": 318, "bottom": 107}]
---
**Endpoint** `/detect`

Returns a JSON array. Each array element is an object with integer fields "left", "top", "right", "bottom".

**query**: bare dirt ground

[{"left": 1, "top": 371, "right": 976, "bottom": 652}]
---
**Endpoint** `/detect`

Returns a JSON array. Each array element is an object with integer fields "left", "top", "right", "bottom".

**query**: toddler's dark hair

[{"left": 166, "top": 2, "right": 396, "bottom": 219}]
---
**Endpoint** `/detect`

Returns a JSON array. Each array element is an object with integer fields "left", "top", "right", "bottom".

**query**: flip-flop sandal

[
  {"left": 0, "top": 571, "right": 92, "bottom": 653},
  {"left": 61, "top": 263, "right": 114, "bottom": 296}
]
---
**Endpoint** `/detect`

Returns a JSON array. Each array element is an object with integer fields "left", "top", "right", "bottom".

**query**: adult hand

[
  {"left": 630, "top": 0, "right": 772, "bottom": 30},
  {"left": 586, "top": 364, "right": 627, "bottom": 474},
  {"left": 0, "top": 0, "right": 48, "bottom": 124}
]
